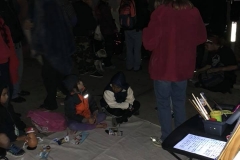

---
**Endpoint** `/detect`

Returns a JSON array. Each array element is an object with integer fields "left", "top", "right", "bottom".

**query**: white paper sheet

[{"left": 174, "top": 134, "right": 226, "bottom": 159}]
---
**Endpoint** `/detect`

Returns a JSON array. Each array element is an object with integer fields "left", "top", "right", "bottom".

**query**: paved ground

[{"left": 11, "top": 49, "right": 240, "bottom": 159}]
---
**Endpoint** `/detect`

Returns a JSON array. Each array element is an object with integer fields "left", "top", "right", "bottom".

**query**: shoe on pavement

[
  {"left": 90, "top": 71, "right": 103, "bottom": 78},
  {"left": 150, "top": 137, "right": 162, "bottom": 147}
]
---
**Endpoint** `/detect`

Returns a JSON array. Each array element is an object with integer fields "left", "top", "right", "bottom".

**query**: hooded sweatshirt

[
  {"left": 0, "top": 17, "right": 19, "bottom": 84},
  {"left": 63, "top": 75, "right": 98, "bottom": 122},
  {"left": 0, "top": 80, "right": 17, "bottom": 142},
  {"left": 101, "top": 72, "right": 135, "bottom": 109}
]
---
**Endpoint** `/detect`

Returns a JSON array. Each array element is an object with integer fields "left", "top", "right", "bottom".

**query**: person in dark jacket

[
  {"left": 72, "top": 0, "right": 102, "bottom": 77},
  {"left": 32, "top": 0, "right": 75, "bottom": 110},
  {"left": 0, "top": 80, "right": 26, "bottom": 157},
  {"left": 95, "top": 0, "right": 117, "bottom": 68},
  {"left": 122, "top": 0, "right": 150, "bottom": 71},
  {"left": 63, "top": 75, "right": 107, "bottom": 130},
  {"left": 100, "top": 72, "right": 140, "bottom": 126}
]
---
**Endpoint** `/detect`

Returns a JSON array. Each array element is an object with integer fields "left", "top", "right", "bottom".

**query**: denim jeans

[
  {"left": 12, "top": 42, "right": 23, "bottom": 99},
  {"left": 124, "top": 30, "right": 142, "bottom": 70},
  {"left": 153, "top": 80, "right": 187, "bottom": 141}
]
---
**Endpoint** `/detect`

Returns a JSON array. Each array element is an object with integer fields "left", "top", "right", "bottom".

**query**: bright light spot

[
  {"left": 231, "top": 22, "right": 237, "bottom": 42},
  {"left": 84, "top": 94, "right": 89, "bottom": 99}
]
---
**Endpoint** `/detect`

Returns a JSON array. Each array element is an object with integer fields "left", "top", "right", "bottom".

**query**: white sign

[{"left": 174, "top": 134, "right": 226, "bottom": 159}]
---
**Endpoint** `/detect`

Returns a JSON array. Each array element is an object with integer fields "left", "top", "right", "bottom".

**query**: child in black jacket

[{"left": 0, "top": 80, "right": 25, "bottom": 157}]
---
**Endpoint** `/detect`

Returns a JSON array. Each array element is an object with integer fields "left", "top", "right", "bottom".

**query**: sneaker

[
  {"left": 150, "top": 137, "right": 162, "bottom": 147},
  {"left": 104, "top": 65, "right": 116, "bottom": 70},
  {"left": 56, "top": 91, "right": 66, "bottom": 99},
  {"left": 7, "top": 144, "right": 25, "bottom": 157},
  {"left": 112, "top": 117, "right": 118, "bottom": 127},
  {"left": 79, "top": 69, "right": 89, "bottom": 75},
  {"left": 90, "top": 71, "right": 103, "bottom": 78}
]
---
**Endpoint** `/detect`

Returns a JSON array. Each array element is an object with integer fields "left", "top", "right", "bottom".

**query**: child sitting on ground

[
  {"left": 63, "top": 75, "right": 107, "bottom": 131},
  {"left": 100, "top": 71, "right": 140, "bottom": 126},
  {"left": 0, "top": 80, "right": 26, "bottom": 157}
]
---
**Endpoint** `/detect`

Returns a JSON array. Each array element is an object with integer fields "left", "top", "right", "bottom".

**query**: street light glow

[{"left": 231, "top": 22, "right": 237, "bottom": 42}]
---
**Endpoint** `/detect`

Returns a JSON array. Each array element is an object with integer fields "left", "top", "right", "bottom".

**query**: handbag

[{"left": 94, "top": 25, "right": 103, "bottom": 41}]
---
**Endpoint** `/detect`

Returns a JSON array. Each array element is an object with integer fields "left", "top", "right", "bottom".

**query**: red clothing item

[
  {"left": 76, "top": 94, "right": 91, "bottom": 119},
  {"left": 143, "top": 5, "right": 207, "bottom": 81},
  {"left": 0, "top": 18, "right": 19, "bottom": 84}
]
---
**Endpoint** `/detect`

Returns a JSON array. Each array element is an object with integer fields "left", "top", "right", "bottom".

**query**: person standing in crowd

[
  {"left": 72, "top": 0, "right": 103, "bottom": 78},
  {"left": 119, "top": 0, "right": 149, "bottom": 71},
  {"left": 32, "top": 0, "right": 75, "bottom": 110},
  {"left": 0, "top": 0, "right": 30, "bottom": 103},
  {"left": 95, "top": 0, "right": 117, "bottom": 69},
  {"left": 143, "top": 0, "right": 207, "bottom": 145}
]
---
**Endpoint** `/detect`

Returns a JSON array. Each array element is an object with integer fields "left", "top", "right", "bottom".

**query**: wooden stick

[
  {"left": 192, "top": 94, "right": 208, "bottom": 119},
  {"left": 189, "top": 99, "right": 206, "bottom": 120},
  {"left": 197, "top": 97, "right": 209, "bottom": 117},
  {"left": 192, "top": 99, "right": 208, "bottom": 120},
  {"left": 200, "top": 93, "right": 213, "bottom": 112}
]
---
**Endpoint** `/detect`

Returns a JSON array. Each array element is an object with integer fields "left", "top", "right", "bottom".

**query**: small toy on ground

[
  {"left": 70, "top": 131, "right": 89, "bottom": 145},
  {"left": 23, "top": 127, "right": 43, "bottom": 150},
  {"left": 105, "top": 128, "right": 123, "bottom": 136},
  {"left": 53, "top": 136, "right": 69, "bottom": 145},
  {"left": 38, "top": 145, "right": 51, "bottom": 159}
]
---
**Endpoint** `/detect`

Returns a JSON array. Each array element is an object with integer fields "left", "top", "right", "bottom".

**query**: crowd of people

[{"left": 0, "top": 0, "right": 239, "bottom": 159}]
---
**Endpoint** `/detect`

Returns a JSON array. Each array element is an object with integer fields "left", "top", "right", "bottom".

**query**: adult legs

[
  {"left": 103, "top": 34, "right": 114, "bottom": 67},
  {"left": 171, "top": 80, "right": 187, "bottom": 129},
  {"left": 42, "top": 57, "right": 63, "bottom": 110},
  {"left": 12, "top": 42, "right": 23, "bottom": 100},
  {"left": 133, "top": 30, "right": 142, "bottom": 70},
  {"left": 125, "top": 30, "right": 134, "bottom": 70},
  {"left": 154, "top": 80, "right": 172, "bottom": 141}
]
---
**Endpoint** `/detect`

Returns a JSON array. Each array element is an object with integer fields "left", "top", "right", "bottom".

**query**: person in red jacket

[
  {"left": 0, "top": 17, "right": 19, "bottom": 99},
  {"left": 142, "top": 0, "right": 207, "bottom": 144}
]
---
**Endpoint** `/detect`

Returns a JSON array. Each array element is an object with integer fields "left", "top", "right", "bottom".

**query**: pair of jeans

[
  {"left": 12, "top": 42, "right": 23, "bottom": 99},
  {"left": 124, "top": 30, "right": 142, "bottom": 70},
  {"left": 0, "top": 62, "right": 13, "bottom": 100},
  {"left": 153, "top": 80, "right": 187, "bottom": 141}
]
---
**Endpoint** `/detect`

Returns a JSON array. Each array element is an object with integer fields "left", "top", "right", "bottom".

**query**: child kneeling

[
  {"left": 100, "top": 72, "right": 140, "bottom": 126},
  {"left": 63, "top": 75, "right": 107, "bottom": 131}
]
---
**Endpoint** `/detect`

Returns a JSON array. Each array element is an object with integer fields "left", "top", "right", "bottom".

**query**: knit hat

[
  {"left": 111, "top": 72, "right": 128, "bottom": 89},
  {"left": 63, "top": 74, "right": 79, "bottom": 93}
]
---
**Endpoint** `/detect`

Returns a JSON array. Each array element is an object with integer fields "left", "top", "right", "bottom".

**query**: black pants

[
  {"left": 42, "top": 57, "right": 66, "bottom": 110},
  {"left": 0, "top": 148, "right": 6, "bottom": 158},
  {"left": 103, "top": 34, "right": 115, "bottom": 67},
  {"left": 106, "top": 100, "right": 140, "bottom": 119}
]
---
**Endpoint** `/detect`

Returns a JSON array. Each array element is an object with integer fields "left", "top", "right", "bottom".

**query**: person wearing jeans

[
  {"left": 123, "top": 0, "right": 150, "bottom": 71},
  {"left": 125, "top": 30, "right": 142, "bottom": 71},
  {"left": 154, "top": 80, "right": 187, "bottom": 140},
  {"left": 143, "top": 0, "right": 207, "bottom": 144}
]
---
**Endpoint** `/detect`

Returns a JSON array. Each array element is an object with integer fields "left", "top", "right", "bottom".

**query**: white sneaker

[{"left": 150, "top": 137, "right": 162, "bottom": 147}]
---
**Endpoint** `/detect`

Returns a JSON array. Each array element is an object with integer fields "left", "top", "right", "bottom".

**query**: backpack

[
  {"left": 119, "top": 0, "right": 136, "bottom": 29},
  {"left": 27, "top": 110, "right": 67, "bottom": 133}
]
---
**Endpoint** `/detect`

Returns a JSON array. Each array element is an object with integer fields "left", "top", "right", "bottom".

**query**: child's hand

[
  {"left": 16, "top": 135, "right": 27, "bottom": 141},
  {"left": 96, "top": 123, "right": 107, "bottom": 128},
  {"left": 88, "top": 117, "right": 96, "bottom": 124}
]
